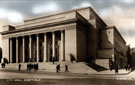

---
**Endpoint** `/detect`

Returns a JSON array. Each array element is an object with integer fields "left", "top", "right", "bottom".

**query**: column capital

[
  {"left": 22, "top": 36, "right": 25, "bottom": 38},
  {"left": 29, "top": 35, "right": 32, "bottom": 37},
  {"left": 44, "top": 32, "right": 47, "bottom": 35},
  {"left": 36, "top": 34, "right": 39, "bottom": 36},
  {"left": 52, "top": 31, "right": 55, "bottom": 33},
  {"left": 60, "top": 30, "right": 64, "bottom": 32},
  {"left": 16, "top": 37, "right": 18, "bottom": 39}
]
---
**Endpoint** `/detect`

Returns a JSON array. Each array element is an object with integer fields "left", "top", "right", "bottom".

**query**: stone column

[
  {"left": 22, "top": 36, "right": 25, "bottom": 62},
  {"left": 29, "top": 35, "right": 32, "bottom": 62},
  {"left": 36, "top": 34, "right": 39, "bottom": 62},
  {"left": 52, "top": 32, "right": 55, "bottom": 58},
  {"left": 16, "top": 37, "right": 18, "bottom": 63},
  {"left": 60, "top": 30, "right": 65, "bottom": 61},
  {"left": 10, "top": 38, "right": 12, "bottom": 63},
  {"left": 44, "top": 33, "right": 47, "bottom": 62}
]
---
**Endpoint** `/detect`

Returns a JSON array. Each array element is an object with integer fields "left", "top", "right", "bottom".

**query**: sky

[{"left": 0, "top": 0, "right": 135, "bottom": 47}]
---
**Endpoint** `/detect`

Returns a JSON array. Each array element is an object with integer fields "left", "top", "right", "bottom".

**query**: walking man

[
  {"left": 115, "top": 65, "right": 118, "bottom": 74},
  {"left": 18, "top": 63, "right": 21, "bottom": 71},
  {"left": 58, "top": 64, "right": 61, "bottom": 72},
  {"left": 65, "top": 64, "right": 68, "bottom": 72},
  {"left": 56, "top": 64, "right": 59, "bottom": 73},
  {"left": 52, "top": 57, "right": 55, "bottom": 64}
]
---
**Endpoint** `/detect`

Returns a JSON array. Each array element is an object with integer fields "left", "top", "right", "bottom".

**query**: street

[
  {"left": 0, "top": 77, "right": 135, "bottom": 85},
  {"left": 0, "top": 69, "right": 135, "bottom": 85}
]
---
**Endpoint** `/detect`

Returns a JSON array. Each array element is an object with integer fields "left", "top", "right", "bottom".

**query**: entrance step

[
  {"left": 0, "top": 62, "right": 98, "bottom": 74},
  {"left": 95, "top": 59, "right": 110, "bottom": 69}
]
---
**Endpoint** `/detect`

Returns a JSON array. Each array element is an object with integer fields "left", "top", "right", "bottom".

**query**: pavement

[
  {"left": 0, "top": 63, "right": 135, "bottom": 85},
  {"left": 0, "top": 67, "right": 132, "bottom": 79},
  {"left": 0, "top": 62, "right": 133, "bottom": 79},
  {"left": 0, "top": 67, "right": 135, "bottom": 85}
]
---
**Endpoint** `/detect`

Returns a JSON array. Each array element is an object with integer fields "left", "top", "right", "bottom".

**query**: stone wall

[
  {"left": 65, "top": 27, "right": 77, "bottom": 61},
  {"left": 2, "top": 38, "right": 9, "bottom": 62}
]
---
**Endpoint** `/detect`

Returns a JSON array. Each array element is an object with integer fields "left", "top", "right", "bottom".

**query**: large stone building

[{"left": 1, "top": 7, "right": 128, "bottom": 68}]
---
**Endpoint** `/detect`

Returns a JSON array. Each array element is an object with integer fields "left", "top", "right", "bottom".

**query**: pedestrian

[
  {"left": 18, "top": 63, "right": 21, "bottom": 71},
  {"left": 125, "top": 65, "right": 128, "bottom": 71},
  {"left": 35, "top": 63, "right": 38, "bottom": 71},
  {"left": 34, "top": 63, "right": 36, "bottom": 71},
  {"left": 52, "top": 57, "right": 55, "bottom": 64},
  {"left": 115, "top": 65, "right": 118, "bottom": 74},
  {"left": 29, "top": 63, "right": 32, "bottom": 71},
  {"left": 56, "top": 64, "right": 59, "bottom": 73},
  {"left": 109, "top": 65, "right": 112, "bottom": 71},
  {"left": 128, "top": 65, "right": 130, "bottom": 71},
  {"left": 65, "top": 64, "right": 68, "bottom": 72},
  {"left": 58, "top": 64, "right": 61, "bottom": 72}
]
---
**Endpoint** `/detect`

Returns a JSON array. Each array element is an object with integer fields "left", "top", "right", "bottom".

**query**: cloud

[
  {"left": 99, "top": 5, "right": 135, "bottom": 47},
  {"left": 99, "top": 6, "right": 135, "bottom": 31},
  {"left": 124, "top": 36, "right": 135, "bottom": 47},
  {"left": 99, "top": 5, "right": 123, "bottom": 18},
  {"left": 7, "top": 12, "right": 23, "bottom": 23},
  {"left": 119, "top": 0, "right": 135, "bottom": 4},
  {"left": 32, "top": 2, "right": 59, "bottom": 14},
  {"left": 0, "top": 8, "right": 24, "bottom": 23},
  {"left": 72, "top": 2, "right": 93, "bottom": 9},
  {"left": 0, "top": 8, "right": 7, "bottom": 19},
  {"left": 80, "top": 2, "right": 93, "bottom": 8}
]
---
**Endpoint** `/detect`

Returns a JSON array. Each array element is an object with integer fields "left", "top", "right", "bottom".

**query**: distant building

[
  {"left": 1, "top": 7, "right": 128, "bottom": 69},
  {"left": 0, "top": 47, "right": 2, "bottom": 63},
  {"left": 130, "top": 48, "right": 135, "bottom": 67}
]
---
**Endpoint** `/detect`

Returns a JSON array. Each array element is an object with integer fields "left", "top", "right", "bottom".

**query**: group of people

[
  {"left": 125, "top": 65, "right": 131, "bottom": 71},
  {"left": 18, "top": 63, "right": 39, "bottom": 71},
  {"left": 26, "top": 63, "right": 39, "bottom": 71},
  {"left": 56, "top": 64, "right": 69, "bottom": 73},
  {"left": 18, "top": 63, "right": 69, "bottom": 73},
  {"left": 110, "top": 64, "right": 132, "bottom": 74}
]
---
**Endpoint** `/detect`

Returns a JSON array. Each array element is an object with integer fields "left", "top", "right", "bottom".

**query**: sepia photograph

[{"left": 0, "top": 0, "right": 135, "bottom": 85}]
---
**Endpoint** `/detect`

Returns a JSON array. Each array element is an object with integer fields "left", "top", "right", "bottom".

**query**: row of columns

[{"left": 9, "top": 31, "right": 65, "bottom": 63}]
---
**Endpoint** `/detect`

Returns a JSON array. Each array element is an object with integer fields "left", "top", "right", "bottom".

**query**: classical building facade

[{"left": 1, "top": 7, "right": 128, "bottom": 68}]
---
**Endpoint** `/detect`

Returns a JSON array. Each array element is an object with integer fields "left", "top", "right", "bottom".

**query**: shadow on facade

[
  {"left": 0, "top": 47, "right": 2, "bottom": 63},
  {"left": 70, "top": 54, "right": 76, "bottom": 62}
]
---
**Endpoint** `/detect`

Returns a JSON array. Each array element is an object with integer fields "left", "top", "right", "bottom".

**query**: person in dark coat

[
  {"left": 18, "top": 64, "right": 21, "bottom": 71},
  {"left": 35, "top": 63, "right": 38, "bottom": 71},
  {"left": 128, "top": 65, "right": 130, "bottom": 71},
  {"left": 52, "top": 57, "right": 55, "bottom": 64},
  {"left": 26, "top": 64, "right": 29, "bottom": 71},
  {"left": 58, "top": 64, "right": 61, "bottom": 72},
  {"left": 34, "top": 63, "right": 36, "bottom": 71},
  {"left": 125, "top": 65, "right": 128, "bottom": 71},
  {"left": 115, "top": 65, "right": 118, "bottom": 74},
  {"left": 65, "top": 64, "right": 68, "bottom": 72},
  {"left": 56, "top": 64, "right": 59, "bottom": 73},
  {"left": 29, "top": 63, "right": 32, "bottom": 71}
]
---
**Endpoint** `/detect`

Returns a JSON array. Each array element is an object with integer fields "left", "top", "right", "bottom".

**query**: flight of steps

[
  {"left": 95, "top": 59, "right": 110, "bottom": 69},
  {"left": 68, "top": 62, "right": 97, "bottom": 73},
  {"left": 0, "top": 62, "right": 97, "bottom": 74}
]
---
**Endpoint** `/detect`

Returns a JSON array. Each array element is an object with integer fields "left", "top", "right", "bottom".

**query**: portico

[{"left": 9, "top": 31, "right": 65, "bottom": 63}]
